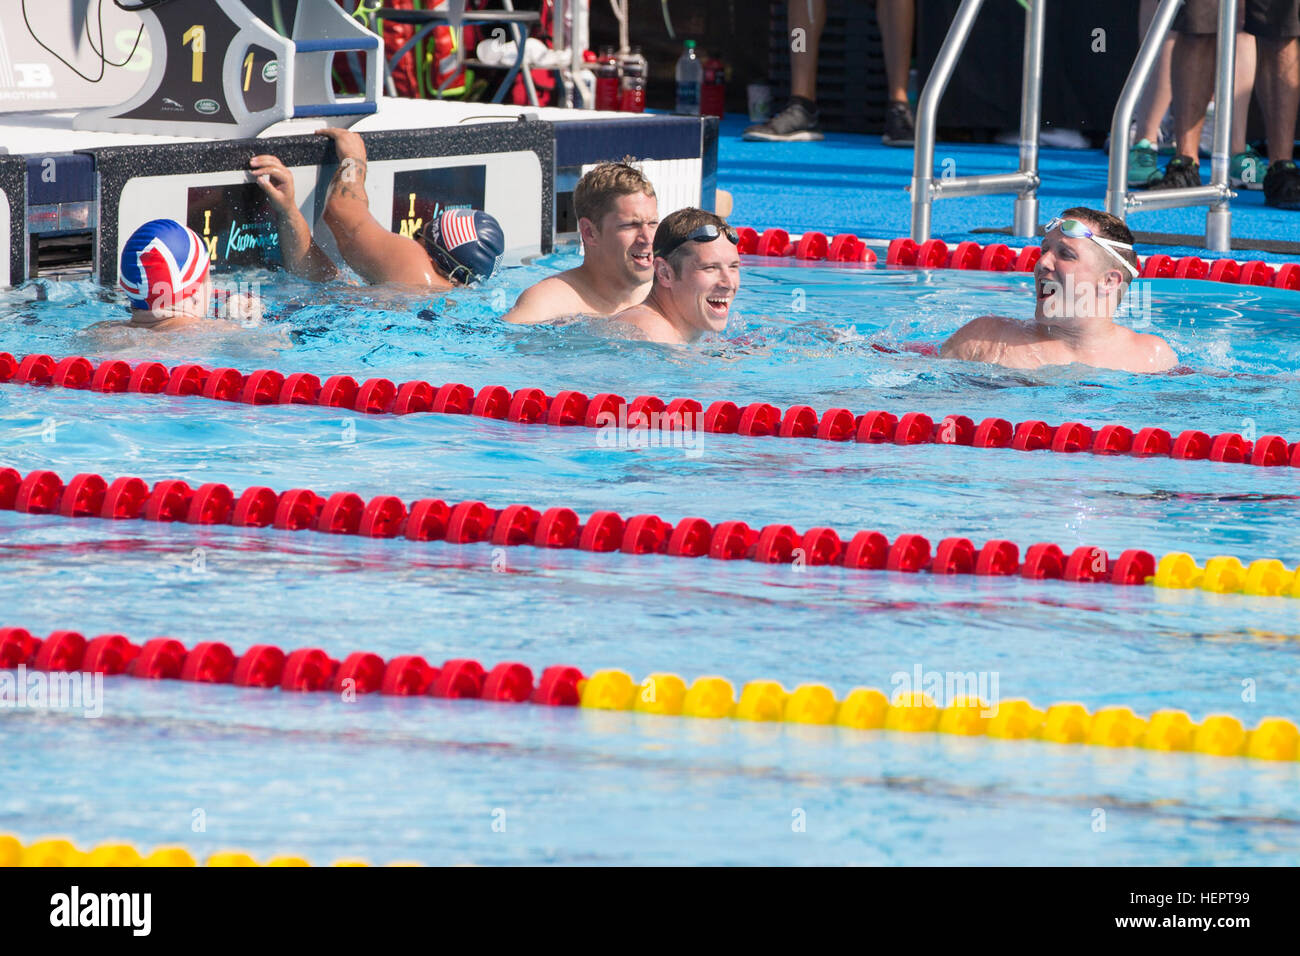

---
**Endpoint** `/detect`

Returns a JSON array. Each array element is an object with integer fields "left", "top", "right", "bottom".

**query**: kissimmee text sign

[{"left": 187, "top": 183, "right": 280, "bottom": 269}]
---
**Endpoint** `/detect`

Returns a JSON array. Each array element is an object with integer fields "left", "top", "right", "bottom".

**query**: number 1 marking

[
  {"left": 183, "top": 25, "right": 206, "bottom": 83},
  {"left": 243, "top": 52, "right": 253, "bottom": 91}
]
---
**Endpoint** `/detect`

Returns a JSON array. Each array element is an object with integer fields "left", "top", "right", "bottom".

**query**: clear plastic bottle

[{"left": 675, "top": 39, "right": 702, "bottom": 115}]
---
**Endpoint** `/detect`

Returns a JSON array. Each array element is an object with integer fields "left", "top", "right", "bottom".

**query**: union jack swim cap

[{"left": 119, "top": 219, "right": 211, "bottom": 312}]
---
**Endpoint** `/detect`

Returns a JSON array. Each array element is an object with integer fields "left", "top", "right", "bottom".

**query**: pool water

[{"left": 3, "top": 253, "right": 1300, "bottom": 865}]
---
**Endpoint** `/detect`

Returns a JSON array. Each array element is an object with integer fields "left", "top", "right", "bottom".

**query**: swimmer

[
  {"left": 941, "top": 207, "right": 1177, "bottom": 374},
  {"left": 250, "top": 127, "right": 504, "bottom": 288},
  {"left": 611, "top": 208, "right": 740, "bottom": 344},
  {"left": 108, "top": 218, "right": 261, "bottom": 332},
  {"left": 503, "top": 160, "right": 657, "bottom": 324}
]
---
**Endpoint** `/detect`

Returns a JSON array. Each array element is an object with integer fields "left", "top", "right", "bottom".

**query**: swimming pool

[{"left": 3, "top": 254, "right": 1300, "bottom": 865}]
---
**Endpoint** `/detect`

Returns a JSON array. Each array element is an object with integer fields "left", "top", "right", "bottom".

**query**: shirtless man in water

[
  {"left": 504, "top": 161, "right": 658, "bottom": 324},
  {"left": 613, "top": 207, "right": 740, "bottom": 344},
  {"left": 941, "top": 207, "right": 1177, "bottom": 373}
]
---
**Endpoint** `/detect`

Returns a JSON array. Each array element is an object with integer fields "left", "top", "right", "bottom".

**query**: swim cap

[
  {"left": 119, "top": 219, "right": 211, "bottom": 311},
  {"left": 417, "top": 208, "right": 505, "bottom": 284}
]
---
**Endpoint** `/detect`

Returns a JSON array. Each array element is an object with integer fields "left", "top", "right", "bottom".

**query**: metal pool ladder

[
  {"left": 909, "top": 0, "right": 1045, "bottom": 243},
  {"left": 1106, "top": 0, "right": 1238, "bottom": 252}
]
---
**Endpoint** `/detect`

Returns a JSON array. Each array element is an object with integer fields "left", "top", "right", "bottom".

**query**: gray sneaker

[{"left": 743, "top": 100, "right": 823, "bottom": 142}]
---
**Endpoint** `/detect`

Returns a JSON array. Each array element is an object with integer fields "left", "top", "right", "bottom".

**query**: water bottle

[{"left": 675, "top": 39, "right": 702, "bottom": 115}]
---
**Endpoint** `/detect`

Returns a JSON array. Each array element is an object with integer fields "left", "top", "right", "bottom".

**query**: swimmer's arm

[
  {"left": 323, "top": 207, "right": 444, "bottom": 286},
  {"left": 315, "top": 128, "right": 447, "bottom": 287},
  {"left": 249, "top": 154, "right": 337, "bottom": 281},
  {"left": 940, "top": 316, "right": 1001, "bottom": 362},
  {"left": 502, "top": 279, "right": 566, "bottom": 324},
  {"left": 274, "top": 207, "right": 338, "bottom": 282},
  {"left": 1144, "top": 334, "right": 1179, "bottom": 372}
]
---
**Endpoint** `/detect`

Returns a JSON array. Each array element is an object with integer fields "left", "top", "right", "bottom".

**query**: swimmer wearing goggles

[
  {"left": 941, "top": 206, "right": 1176, "bottom": 373},
  {"left": 612, "top": 209, "right": 741, "bottom": 344}
]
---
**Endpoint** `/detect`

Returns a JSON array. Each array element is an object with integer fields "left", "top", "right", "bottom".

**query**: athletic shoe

[
  {"left": 743, "top": 100, "right": 823, "bottom": 142},
  {"left": 1128, "top": 139, "right": 1161, "bottom": 188},
  {"left": 881, "top": 102, "right": 915, "bottom": 147},
  {"left": 1229, "top": 148, "right": 1267, "bottom": 190},
  {"left": 1149, "top": 154, "right": 1201, "bottom": 190},
  {"left": 1263, "top": 160, "right": 1300, "bottom": 210}
]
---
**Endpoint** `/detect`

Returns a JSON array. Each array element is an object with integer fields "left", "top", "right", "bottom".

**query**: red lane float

[
  {"left": 0, "top": 467, "right": 1169, "bottom": 593},
  {"left": 6, "top": 354, "right": 1300, "bottom": 472},
  {"left": 0, "top": 624, "right": 588, "bottom": 713}
]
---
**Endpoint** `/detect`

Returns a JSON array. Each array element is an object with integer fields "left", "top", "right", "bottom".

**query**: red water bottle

[
  {"left": 701, "top": 54, "right": 726, "bottom": 118},
  {"left": 619, "top": 47, "right": 647, "bottom": 113},
  {"left": 595, "top": 46, "right": 620, "bottom": 111}
]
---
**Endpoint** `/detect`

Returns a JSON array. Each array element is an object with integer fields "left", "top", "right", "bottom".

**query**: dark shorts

[{"left": 1175, "top": 0, "right": 1300, "bottom": 38}]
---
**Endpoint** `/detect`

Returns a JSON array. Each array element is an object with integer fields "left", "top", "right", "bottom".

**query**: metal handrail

[
  {"left": 910, "top": 0, "right": 1045, "bottom": 242},
  {"left": 1106, "top": 0, "right": 1238, "bottom": 251}
]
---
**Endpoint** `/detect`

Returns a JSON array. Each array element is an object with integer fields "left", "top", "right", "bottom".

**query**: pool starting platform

[{"left": 0, "top": 0, "right": 716, "bottom": 287}]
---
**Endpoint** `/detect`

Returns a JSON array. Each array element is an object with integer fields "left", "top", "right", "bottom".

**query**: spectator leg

[
  {"left": 1171, "top": 33, "right": 1217, "bottom": 156},
  {"left": 876, "top": 0, "right": 915, "bottom": 107},
  {"left": 1255, "top": 36, "right": 1300, "bottom": 164},
  {"left": 789, "top": 0, "right": 827, "bottom": 102}
]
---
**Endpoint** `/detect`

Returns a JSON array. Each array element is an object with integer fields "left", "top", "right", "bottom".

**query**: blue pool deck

[{"left": 715, "top": 114, "right": 1300, "bottom": 264}]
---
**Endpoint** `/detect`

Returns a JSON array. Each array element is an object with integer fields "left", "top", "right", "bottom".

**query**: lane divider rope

[
  {"left": 3, "top": 625, "right": 1296, "bottom": 762},
  {"left": 0, "top": 834, "right": 408, "bottom": 867},
  {"left": 8, "top": 464, "right": 1298, "bottom": 595},
  {"left": 4, "top": 465, "right": 1299, "bottom": 596},
  {"left": 4, "top": 352, "right": 1297, "bottom": 470},
  {"left": 739, "top": 225, "right": 1300, "bottom": 291}
]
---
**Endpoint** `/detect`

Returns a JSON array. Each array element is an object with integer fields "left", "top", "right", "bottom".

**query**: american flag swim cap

[{"left": 419, "top": 208, "right": 505, "bottom": 284}]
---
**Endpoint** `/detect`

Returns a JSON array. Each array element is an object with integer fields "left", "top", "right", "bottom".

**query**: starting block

[{"left": 75, "top": 0, "right": 381, "bottom": 139}]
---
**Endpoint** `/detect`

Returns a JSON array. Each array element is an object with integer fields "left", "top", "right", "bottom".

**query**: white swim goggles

[{"left": 1044, "top": 217, "right": 1139, "bottom": 279}]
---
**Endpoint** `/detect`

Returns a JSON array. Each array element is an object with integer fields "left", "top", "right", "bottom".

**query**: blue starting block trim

[
  {"left": 26, "top": 154, "right": 95, "bottom": 205},
  {"left": 294, "top": 37, "right": 380, "bottom": 53},
  {"left": 294, "top": 101, "right": 380, "bottom": 117},
  {"left": 555, "top": 115, "right": 703, "bottom": 167}
]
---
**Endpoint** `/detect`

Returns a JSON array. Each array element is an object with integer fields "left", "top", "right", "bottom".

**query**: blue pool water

[{"left": 3, "top": 254, "right": 1300, "bottom": 865}]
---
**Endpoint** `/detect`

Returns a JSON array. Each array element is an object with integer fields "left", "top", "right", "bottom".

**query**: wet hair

[
  {"left": 572, "top": 159, "right": 656, "bottom": 227},
  {"left": 1059, "top": 206, "right": 1139, "bottom": 282},
  {"left": 653, "top": 208, "right": 734, "bottom": 277}
]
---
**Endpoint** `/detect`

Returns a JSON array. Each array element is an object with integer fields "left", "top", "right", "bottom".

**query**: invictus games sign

[
  {"left": 391, "top": 166, "right": 487, "bottom": 239},
  {"left": 187, "top": 183, "right": 280, "bottom": 269}
]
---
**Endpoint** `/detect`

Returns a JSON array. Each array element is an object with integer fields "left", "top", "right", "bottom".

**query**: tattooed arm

[{"left": 316, "top": 128, "right": 450, "bottom": 288}]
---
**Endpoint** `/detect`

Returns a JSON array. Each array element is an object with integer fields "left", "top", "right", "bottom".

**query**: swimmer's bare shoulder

[
  {"left": 940, "top": 314, "right": 1027, "bottom": 362},
  {"left": 610, "top": 304, "right": 677, "bottom": 343},
  {"left": 503, "top": 271, "right": 591, "bottom": 324},
  {"left": 1129, "top": 329, "right": 1179, "bottom": 372}
]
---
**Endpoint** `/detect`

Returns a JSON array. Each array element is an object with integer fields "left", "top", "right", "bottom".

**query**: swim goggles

[
  {"left": 1044, "top": 217, "right": 1139, "bottom": 279},
  {"left": 654, "top": 222, "right": 739, "bottom": 259},
  {"left": 416, "top": 220, "right": 477, "bottom": 286}
]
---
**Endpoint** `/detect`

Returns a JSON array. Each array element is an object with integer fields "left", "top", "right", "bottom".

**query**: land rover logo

[
  {"left": 195, "top": 98, "right": 220, "bottom": 115},
  {"left": 262, "top": 61, "right": 279, "bottom": 82}
]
